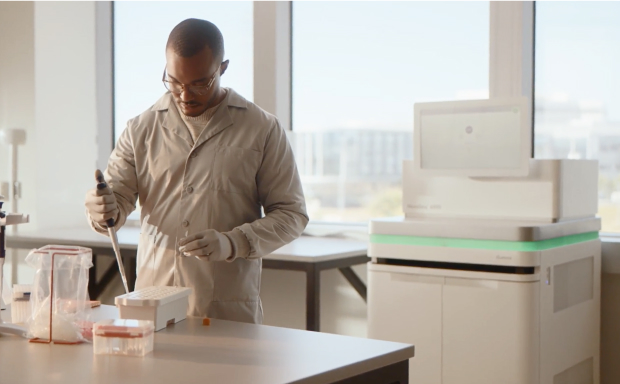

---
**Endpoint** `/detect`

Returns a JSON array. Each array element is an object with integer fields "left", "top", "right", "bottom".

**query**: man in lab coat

[{"left": 85, "top": 18, "right": 308, "bottom": 323}]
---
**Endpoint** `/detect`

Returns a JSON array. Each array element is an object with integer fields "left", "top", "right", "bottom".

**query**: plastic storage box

[
  {"left": 93, "top": 319, "right": 154, "bottom": 356},
  {"left": 115, "top": 286, "right": 192, "bottom": 331}
]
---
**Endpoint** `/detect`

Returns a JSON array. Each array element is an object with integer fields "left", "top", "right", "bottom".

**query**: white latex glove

[
  {"left": 84, "top": 186, "right": 119, "bottom": 226},
  {"left": 178, "top": 229, "right": 233, "bottom": 262}
]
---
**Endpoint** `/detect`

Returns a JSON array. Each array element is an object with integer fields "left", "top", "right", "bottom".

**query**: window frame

[
  {"left": 104, "top": 2, "right": 536, "bottom": 140},
  {"left": 287, "top": 1, "right": 533, "bottom": 225},
  {"left": 95, "top": 1, "right": 114, "bottom": 171},
  {"left": 105, "top": 2, "right": 620, "bottom": 235}
]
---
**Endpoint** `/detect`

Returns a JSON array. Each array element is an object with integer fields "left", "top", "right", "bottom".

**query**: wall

[
  {"left": 0, "top": 2, "right": 101, "bottom": 285},
  {"left": 34, "top": 1, "right": 99, "bottom": 230},
  {"left": 0, "top": 1, "right": 37, "bottom": 285},
  {"left": 0, "top": 2, "right": 99, "bottom": 231},
  {"left": 0, "top": 2, "right": 36, "bottom": 226}
]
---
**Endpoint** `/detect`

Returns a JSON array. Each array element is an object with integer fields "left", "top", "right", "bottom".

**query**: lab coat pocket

[
  {"left": 211, "top": 146, "right": 261, "bottom": 195},
  {"left": 213, "top": 258, "right": 261, "bottom": 302}
]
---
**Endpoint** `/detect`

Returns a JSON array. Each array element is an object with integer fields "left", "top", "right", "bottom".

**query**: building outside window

[
  {"left": 112, "top": 2, "right": 620, "bottom": 232},
  {"left": 291, "top": 1, "right": 490, "bottom": 223},
  {"left": 535, "top": 2, "right": 620, "bottom": 232}
]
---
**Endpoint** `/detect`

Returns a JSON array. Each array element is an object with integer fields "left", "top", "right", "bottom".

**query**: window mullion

[
  {"left": 489, "top": 1, "right": 535, "bottom": 156},
  {"left": 253, "top": 1, "right": 292, "bottom": 131},
  {"left": 95, "top": 1, "right": 114, "bottom": 167}
]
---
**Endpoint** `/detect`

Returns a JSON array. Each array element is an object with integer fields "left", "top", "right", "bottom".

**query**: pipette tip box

[
  {"left": 115, "top": 286, "right": 192, "bottom": 331},
  {"left": 93, "top": 319, "right": 154, "bottom": 356}
]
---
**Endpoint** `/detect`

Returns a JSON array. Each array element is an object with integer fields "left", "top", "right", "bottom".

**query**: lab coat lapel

[
  {"left": 193, "top": 93, "right": 234, "bottom": 149},
  {"left": 156, "top": 93, "right": 193, "bottom": 146}
]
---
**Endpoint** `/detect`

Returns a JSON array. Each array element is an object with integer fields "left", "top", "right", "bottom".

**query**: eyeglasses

[{"left": 162, "top": 65, "right": 220, "bottom": 96}]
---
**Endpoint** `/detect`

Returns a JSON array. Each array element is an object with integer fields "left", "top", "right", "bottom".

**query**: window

[
  {"left": 292, "top": 2, "right": 490, "bottom": 223},
  {"left": 114, "top": 1, "right": 253, "bottom": 144},
  {"left": 535, "top": 2, "right": 620, "bottom": 232}
]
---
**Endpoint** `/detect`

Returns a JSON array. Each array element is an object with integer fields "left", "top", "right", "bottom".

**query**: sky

[
  {"left": 535, "top": 2, "right": 620, "bottom": 122},
  {"left": 291, "top": 1, "right": 489, "bottom": 132},
  {"left": 114, "top": 1, "right": 253, "bottom": 143},
  {"left": 114, "top": 1, "right": 489, "bottom": 141},
  {"left": 113, "top": 1, "right": 620, "bottom": 226}
]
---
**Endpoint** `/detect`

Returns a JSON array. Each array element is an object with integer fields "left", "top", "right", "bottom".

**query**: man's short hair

[{"left": 166, "top": 18, "right": 224, "bottom": 61}]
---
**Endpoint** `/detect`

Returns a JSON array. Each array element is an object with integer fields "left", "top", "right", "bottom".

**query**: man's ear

[{"left": 220, "top": 60, "right": 230, "bottom": 76}]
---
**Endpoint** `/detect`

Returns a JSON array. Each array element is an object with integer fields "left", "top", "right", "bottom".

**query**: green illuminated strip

[{"left": 370, "top": 232, "right": 599, "bottom": 251}]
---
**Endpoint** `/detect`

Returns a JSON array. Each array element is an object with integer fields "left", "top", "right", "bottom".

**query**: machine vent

[
  {"left": 553, "top": 357, "right": 593, "bottom": 384},
  {"left": 376, "top": 258, "right": 536, "bottom": 275},
  {"left": 554, "top": 256, "right": 594, "bottom": 313}
]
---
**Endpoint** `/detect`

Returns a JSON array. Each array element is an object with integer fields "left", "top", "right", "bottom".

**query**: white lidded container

[
  {"left": 115, "top": 286, "right": 192, "bottom": 331},
  {"left": 93, "top": 319, "right": 154, "bottom": 356}
]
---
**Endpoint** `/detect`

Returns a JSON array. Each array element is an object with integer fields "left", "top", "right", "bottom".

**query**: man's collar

[
  {"left": 226, "top": 88, "right": 247, "bottom": 109},
  {"left": 150, "top": 92, "right": 172, "bottom": 111},
  {"left": 150, "top": 87, "right": 247, "bottom": 112}
]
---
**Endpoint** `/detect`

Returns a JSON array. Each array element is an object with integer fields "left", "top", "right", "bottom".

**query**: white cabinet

[
  {"left": 369, "top": 264, "right": 539, "bottom": 384},
  {"left": 442, "top": 277, "right": 539, "bottom": 384},
  {"left": 368, "top": 267, "right": 443, "bottom": 384},
  {"left": 368, "top": 240, "right": 600, "bottom": 384}
]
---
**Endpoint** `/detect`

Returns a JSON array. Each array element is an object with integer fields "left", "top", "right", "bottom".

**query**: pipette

[{"left": 95, "top": 170, "right": 130, "bottom": 294}]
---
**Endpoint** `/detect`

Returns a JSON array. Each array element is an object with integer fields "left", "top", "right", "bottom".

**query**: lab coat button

[
  {"left": 189, "top": 152, "right": 197, "bottom": 158},
  {"left": 186, "top": 186, "right": 193, "bottom": 193},
  {"left": 182, "top": 220, "right": 189, "bottom": 227}
]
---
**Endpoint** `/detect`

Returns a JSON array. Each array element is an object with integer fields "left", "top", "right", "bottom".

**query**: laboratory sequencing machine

[{"left": 367, "top": 98, "right": 601, "bottom": 384}]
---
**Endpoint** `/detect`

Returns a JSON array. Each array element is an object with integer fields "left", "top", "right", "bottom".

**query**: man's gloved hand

[
  {"left": 85, "top": 186, "right": 119, "bottom": 227},
  {"left": 179, "top": 229, "right": 233, "bottom": 262}
]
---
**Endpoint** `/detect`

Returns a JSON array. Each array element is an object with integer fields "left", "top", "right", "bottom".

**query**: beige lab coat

[{"left": 89, "top": 89, "right": 308, "bottom": 323}]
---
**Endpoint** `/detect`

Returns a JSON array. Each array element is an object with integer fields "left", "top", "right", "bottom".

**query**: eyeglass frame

[{"left": 162, "top": 64, "right": 221, "bottom": 96}]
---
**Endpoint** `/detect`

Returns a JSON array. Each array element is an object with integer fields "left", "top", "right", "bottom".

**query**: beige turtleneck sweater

[{"left": 179, "top": 89, "right": 227, "bottom": 144}]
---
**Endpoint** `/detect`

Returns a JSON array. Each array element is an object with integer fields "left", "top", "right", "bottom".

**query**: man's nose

[{"left": 179, "top": 87, "right": 194, "bottom": 101}]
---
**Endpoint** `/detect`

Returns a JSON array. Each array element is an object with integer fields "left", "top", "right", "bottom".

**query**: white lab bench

[
  {"left": 6, "top": 227, "right": 369, "bottom": 331},
  {"left": 0, "top": 305, "right": 414, "bottom": 384}
]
